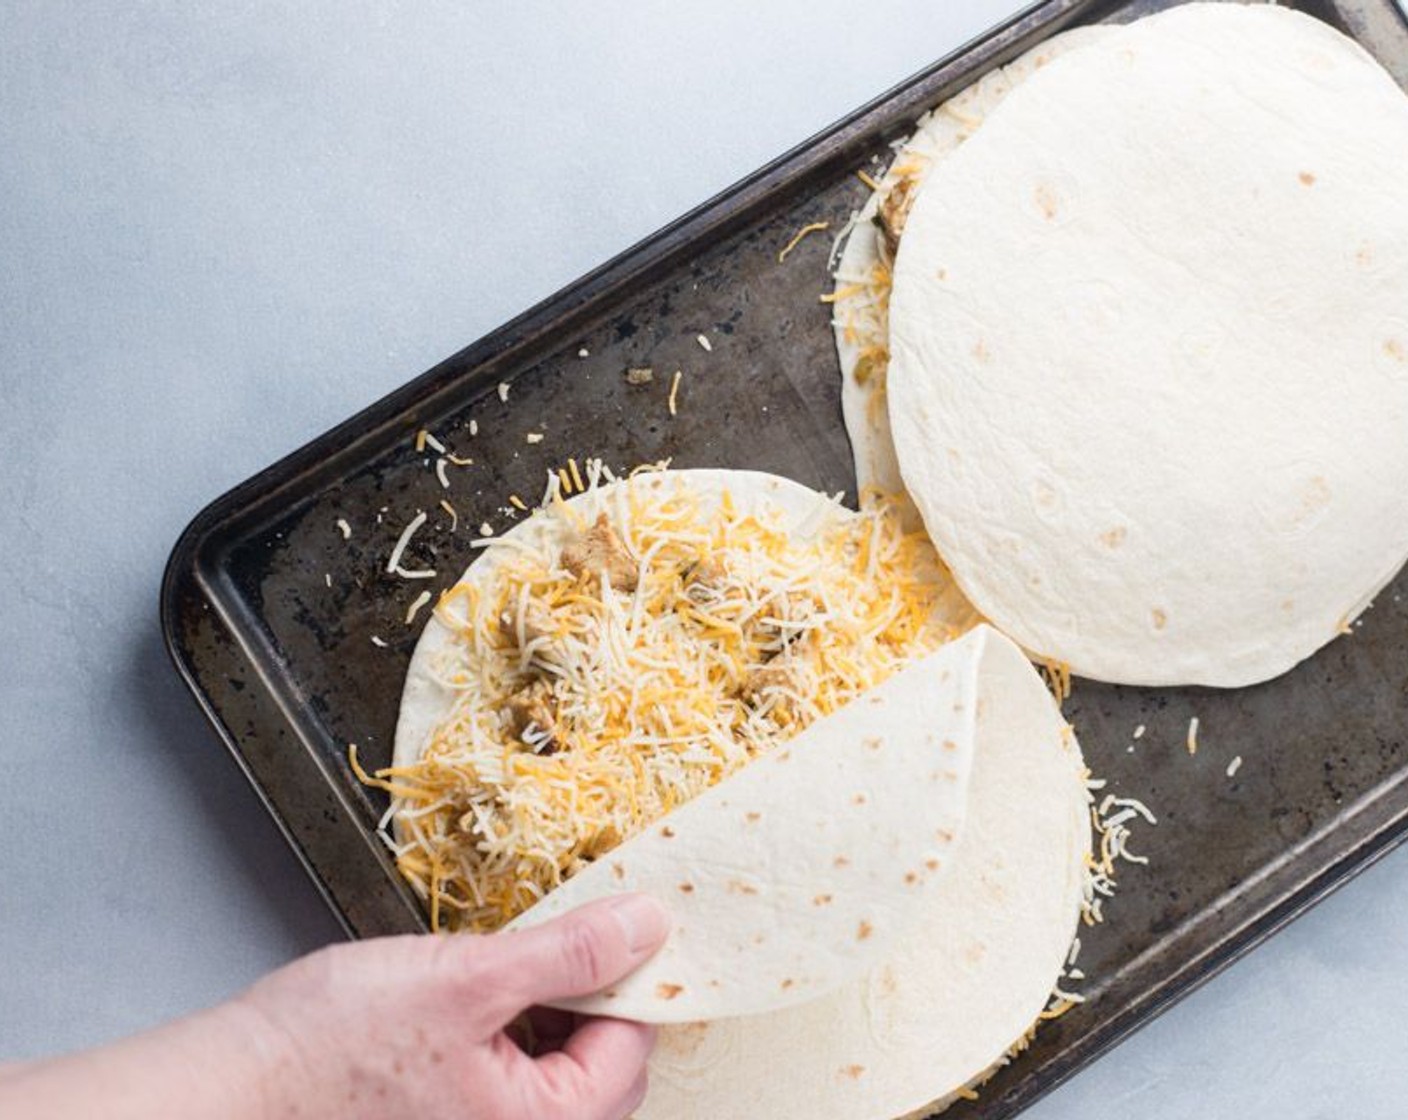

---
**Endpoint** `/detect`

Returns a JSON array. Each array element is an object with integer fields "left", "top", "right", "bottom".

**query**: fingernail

[{"left": 608, "top": 893, "right": 671, "bottom": 955}]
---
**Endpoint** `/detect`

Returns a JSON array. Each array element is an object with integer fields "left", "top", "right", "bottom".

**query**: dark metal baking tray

[{"left": 161, "top": 1, "right": 1408, "bottom": 1115}]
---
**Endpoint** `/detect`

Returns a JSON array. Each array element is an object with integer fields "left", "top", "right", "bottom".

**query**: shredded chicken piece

[
  {"left": 561, "top": 513, "right": 639, "bottom": 591},
  {"left": 748, "top": 588, "right": 822, "bottom": 653},
  {"left": 499, "top": 599, "right": 562, "bottom": 666},
  {"left": 874, "top": 173, "right": 921, "bottom": 260},
  {"left": 684, "top": 554, "right": 731, "bottom": 604},
  {"left": 741, "top": 634, "right": 819, "bottom": 724},
  {"left": 505, "top": 678, "right": 563, "bottom": 754}
]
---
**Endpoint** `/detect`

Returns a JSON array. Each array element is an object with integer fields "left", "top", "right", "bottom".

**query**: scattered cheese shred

[
  {"left": 336, "top": 518, "right": 352, "bottom": 540},
  {"left": 668, "top": 370, "right": 683, "bottom": 417},
  {"left": 820, "top": 283, "right": 864, "bottom": 305},
  {"left": 1187, "top": 716, "right": 1200, "bottom": 756},
  {"left": 497, "top": 382, "right": 511, "bottom": 403},
  {"left": 1227, "top": 755, "right": 1243, "bottom": 778},
  {"left": 777, "top": 220, "right": 831, "bottom": 264},
  {"left": 440, "top": 500, "right": 459, "bottom": 532},
  {"left": 1041, "top": 658, "right": 1072, "bottom": 703},
  {"left": 386, "top": 512, "right": 436, "bottom": 580},
  {"left": 1133, "top": 723, "right": 1146, "bottom": 739},
  {"left": 469, "top": 419, "right": 479, "bottom": 437},
  {"left": 371, "top": 635, "right": 388, "bottom": 648},
  {"left": 405, "top": 590, "right": 432, "bottom": 625},
  {"left": 447, "top": 453, "right": 474, "bottom": 467},
  {"left": 568, "top": 457, "right": 585, "bottom": 493},
  {"left": 856, "top": 169, "right": 882, "bottom": 192},
  {"left": 509, "top": 495, "right": 529, "bottom": 512},
  {"left": 696, "top": 333, "right": 712, "bottom": 352},
  {"left": 435, "top": 458, "right": 451, "bottom": 488},
  {"left": 478, "top": 522, "right": 494, "bottom": 537},
  {"left": 526, "top": 432, "right": 545, "bottom": 445}
]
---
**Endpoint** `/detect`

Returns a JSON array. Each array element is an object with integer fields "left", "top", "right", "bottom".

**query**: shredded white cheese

[
  {"left": 336, "top": 518, "right": 352, "bottom": 540},
  {"left": 405, "top": 590, "right": 432, "bottom": 625},
  {"left": 668, "top": 370, "right": 682, "bottom": 416},
  {"left": 387, "top": 511, "right": 436, "bottom": 580}
]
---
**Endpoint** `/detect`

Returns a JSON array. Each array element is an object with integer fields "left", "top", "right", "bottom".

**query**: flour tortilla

[
  {"left": 834, "top": 24, "right": 1115, "bottom": 505},
  {"left": 887, "top": 2, "right": 1408, "bottom": 687},
  {"left": 637, "top": 624, "right": 1090, "bottom": 1119},
  {"left": 397, "top": 469, "right": 979, "bottom": 1023}
]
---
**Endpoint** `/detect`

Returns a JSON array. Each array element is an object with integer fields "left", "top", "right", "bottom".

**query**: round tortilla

[
  {"left": 396, "top": 469, "right": 980, "bottom": 1022},
  {"left": 637, "top": 624, "right": 1090, "bottom": 1119},
  {"left": 887, "top": 3, "right": 1408, "bottom": 687}
]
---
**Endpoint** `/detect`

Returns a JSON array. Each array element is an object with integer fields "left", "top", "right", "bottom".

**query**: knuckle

[
  {"left": 520, "top": 1058, "right": 587, "bottom": 1119},
  {"left": 561, "top": 919, "right": 612, "bottom": 991}
]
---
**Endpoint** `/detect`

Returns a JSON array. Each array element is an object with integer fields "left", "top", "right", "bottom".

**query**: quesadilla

[{"left": 838, "top": 2, "right": 1408, "bottom": 687}]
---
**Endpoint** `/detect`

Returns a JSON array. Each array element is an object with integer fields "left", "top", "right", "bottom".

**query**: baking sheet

[{"left": 161, "top": 1, "right": 1408, "bottom": 1115}]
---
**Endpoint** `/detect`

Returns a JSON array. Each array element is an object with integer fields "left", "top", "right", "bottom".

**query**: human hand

[{"left": 234, "top": 893, "right": 671, "bottom": 1120}]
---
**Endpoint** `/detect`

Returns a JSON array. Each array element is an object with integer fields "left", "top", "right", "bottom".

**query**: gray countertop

[{"left": 3, "top": 2, "right": 1406, "bottom": 1116}]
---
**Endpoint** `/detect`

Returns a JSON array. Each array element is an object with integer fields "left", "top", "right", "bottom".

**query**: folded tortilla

[
  {"left": 886, "top": 3, "right": 1408, "bottom": 686},
  {"left": 637, "top": 624, "right": 1090, "bottom": 1118}
]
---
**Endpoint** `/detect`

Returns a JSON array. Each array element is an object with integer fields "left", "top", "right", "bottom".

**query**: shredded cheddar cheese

[
  {"left": 777, "top": 220, "right": 831, "bottom": 264},
  {"left": 359, "top": 469, "right": 960, "bottom": 932}
]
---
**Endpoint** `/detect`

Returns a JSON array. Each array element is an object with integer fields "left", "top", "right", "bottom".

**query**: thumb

[{"left": 474, "top": 894, "right": 670, "bottom": 1026}]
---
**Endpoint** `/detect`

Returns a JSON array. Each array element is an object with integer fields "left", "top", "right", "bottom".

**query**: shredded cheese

[
  {"left": 336, "top": 518, "right": 352, "bottom": 540},
  {"left": 405, "top": 590, "right": 432, "bottom": 625},
  {"left": 360, "top": 476, "right": 958, "bottom": 933},
  {"left": 440, "top": 500, "right": 459, "bottom": 532},
  {"left": 1187, "top": 716, "right": 1200, "bottom": 756},
  {"left": 387, "top": 512, "right": 436, "bottom": 580},
  {"left": 668, "top": 370, "right": 683, "bottom": 417},
  {"left": 497, "top": 382, "right": 511, "bottom": 403},
  {"left": 777, "top": 220, "right": 831, "bottom": 264}
]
